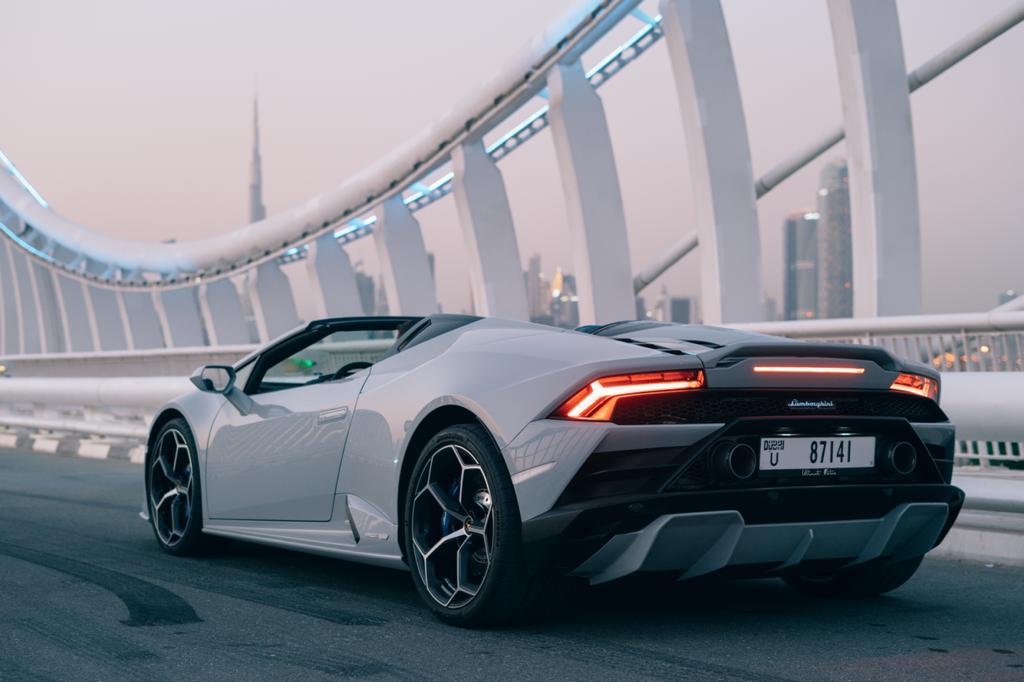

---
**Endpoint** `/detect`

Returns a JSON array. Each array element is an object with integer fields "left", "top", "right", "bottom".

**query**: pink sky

[{"left": 2, "top": 0, "right": 1022, "bottom": 316}]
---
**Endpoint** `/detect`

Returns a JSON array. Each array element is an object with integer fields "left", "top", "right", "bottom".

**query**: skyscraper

[
  {"left": 550, "top": 267, "right": 579, "bottom": 329},
  {"left": 783, "top": 211, "right": 819, "bottom": 320},
  {"left": 353, "top": 262, "right": 375, "bottom": 316},
  {"left": 653, "top": 286, "right": 692, "bottom": 324},
  {"left": 524, "top": 253, "right": 550, "bottom": 322},
  {"left": 249, "top": 96, "right": 267, "bottom": 223},
  {"left": 816, "top": 161, "right": 852, "bottom": 318}
]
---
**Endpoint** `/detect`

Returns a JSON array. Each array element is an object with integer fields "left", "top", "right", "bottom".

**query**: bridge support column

[
  {"left": 660, "top": 0, "right": 764, "bottom": 324},
  {"left": 0, "top": 240, "right": 22, "bottom": 354},
  {"left": 121, "top": 291, "right": 166, "bottom": 350},
  {"left": 7, "top": 246, "right": 41, "bottom": 353},
  {"left": 198, "top": 279, "right": 251, "bottom": 346},
  {"left": 28, "top": 262, "right": 64, "bottom": 353},
  {"left": 306, "top": 234, "right": 363, "bottom": 317},
  {"left": 158, "top": 288, "right": 207, "bottom": 347},
  {"left": 451, "top": 138, "right": 529, "bottom": 320},
  {"left": 372, "top": 196, "right": 437, "bottom": 316},
  {"left": 828, "top": 0, "right": 922, "bottom": 317},
  {"left": 83, "top": 287, "right": 128, "bottom": 351},
  {"left": 247, "top": 261, "right": 300, "bottom": 343},
  {"left": 52, "top": 272, "right": 96, "bottom": 352},
  {"left": 547, "top": 60, "right": 634, "bottom": 325}
]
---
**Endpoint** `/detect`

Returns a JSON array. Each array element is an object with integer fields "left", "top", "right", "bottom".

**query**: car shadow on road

[{"left": 196, "top": 537, "right": 947, "bottom": 635}]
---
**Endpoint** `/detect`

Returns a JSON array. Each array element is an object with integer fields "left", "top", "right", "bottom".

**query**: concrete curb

[{"left": 0, "top": 429, "right": 146, "bottom": 463}]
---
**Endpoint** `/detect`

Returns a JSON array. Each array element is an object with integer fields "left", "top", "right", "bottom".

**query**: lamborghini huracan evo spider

[{"left": 142, "top": 314, "right": 963, "bottom": 626}]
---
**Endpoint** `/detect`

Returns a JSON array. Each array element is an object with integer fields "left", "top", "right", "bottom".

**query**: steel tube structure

[
  {"left": 636, "top": 1, "right": 1024, "bottom": 295},
  {"left": 0, "top": 0, "right": 640, "bottom": 283},
  {"left": 733, "top": 311, "right": 1024, "bottom": 338}
]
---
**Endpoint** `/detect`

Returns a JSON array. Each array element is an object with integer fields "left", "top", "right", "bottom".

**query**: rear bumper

[{"left": 522, "top": 483, "right": 964, "bottom": 581}]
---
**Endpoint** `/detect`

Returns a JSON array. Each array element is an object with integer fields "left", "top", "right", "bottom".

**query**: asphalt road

[{"left": 1, "top": 449, "right": 1022, "bottom": 681}]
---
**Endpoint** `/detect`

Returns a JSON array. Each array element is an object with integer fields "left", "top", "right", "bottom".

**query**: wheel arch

[{"left": 147, "top": 407, "right": 187, "bottom": 458}]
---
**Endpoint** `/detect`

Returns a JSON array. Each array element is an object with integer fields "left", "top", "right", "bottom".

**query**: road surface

[{"left": 1, "top": 449, "right": 1022, "bottom": 680}]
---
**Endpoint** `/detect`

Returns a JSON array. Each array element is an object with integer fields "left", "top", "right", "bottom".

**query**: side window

[{"left": 254, "top": 328, "right": 399, "bottom": 394}]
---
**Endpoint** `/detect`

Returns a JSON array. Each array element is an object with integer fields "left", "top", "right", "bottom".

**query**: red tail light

[
  {"left": 554, "top": 370, "right": 705, "bottom": 421},
  {"left": 890, "top": 372, "right": 939, "bottom": 401}
]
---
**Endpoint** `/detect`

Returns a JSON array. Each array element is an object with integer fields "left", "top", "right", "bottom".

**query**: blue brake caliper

[{"left": 440, "top": 480, "right": 460, "bottom": 534}]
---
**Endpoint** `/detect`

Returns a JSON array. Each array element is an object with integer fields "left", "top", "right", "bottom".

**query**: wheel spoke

[
  {"left": 170, "top": 496, "right": 185, "bottom": 537},
  {"left": 456, "top": 540, "right": 481, "bottom": 597},
  {"left": 154, "top": 451, "right": 175, "bottom": 484},
  {"left": 155, "top": 488, "right": 177, "bottom": 512},
  {"left": 422, "top": 529, "right": 466, "bottom": 561},
  {"left": 427, "top": 483, "right": 466, "bottom": 522}
]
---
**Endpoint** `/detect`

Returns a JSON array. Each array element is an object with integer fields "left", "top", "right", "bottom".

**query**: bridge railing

[
  {"left": 736, "top": 311, "right": 1024, "bottom": 466},
  {"left": 735, "top": 311, "right": 1024, "bottom": 373}
]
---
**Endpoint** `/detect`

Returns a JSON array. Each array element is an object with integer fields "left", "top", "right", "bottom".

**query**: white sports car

[{"left": 143, "top": 315, "right": 964, "bottom": 626}]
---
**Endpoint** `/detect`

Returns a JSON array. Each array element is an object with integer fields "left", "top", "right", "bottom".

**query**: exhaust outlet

[
  {"left": 887, "top": 441, "right": 917, "bottom": 476},
  {"left": 713, "top": 443, "right": 757, "bottom": 481}
]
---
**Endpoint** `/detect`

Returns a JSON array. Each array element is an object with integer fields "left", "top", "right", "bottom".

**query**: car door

[{"left": 205, "top": 323, "right": 400, "bottom": 522}]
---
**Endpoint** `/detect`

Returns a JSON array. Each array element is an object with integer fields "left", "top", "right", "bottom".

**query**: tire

[
  {"left": 783, "top": 555, "right": 924, "bottom": 597},
  {"left": 146, "top": 417, "right": 210, "bottom": 556},
  {"left": 403, "top": 424, "right": 558, "bottom": 627}
]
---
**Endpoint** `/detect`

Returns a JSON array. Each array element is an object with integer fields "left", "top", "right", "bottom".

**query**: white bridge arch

[{"left": 0, "top": 0, "right": 1021, "bottom": 354}]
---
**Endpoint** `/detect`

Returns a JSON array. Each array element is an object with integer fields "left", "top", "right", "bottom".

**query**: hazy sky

[{"left": 2, "top": 0, "right": 1022, "bottom": 316}]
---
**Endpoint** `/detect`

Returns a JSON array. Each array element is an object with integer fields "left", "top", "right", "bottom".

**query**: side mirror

[{"left": 190, "top": 365, "right": 236, "bottom": 394}]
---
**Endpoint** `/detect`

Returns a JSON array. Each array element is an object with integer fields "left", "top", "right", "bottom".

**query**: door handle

[{"left": 317, "top": 406, "right": 350, "bottom": 425}]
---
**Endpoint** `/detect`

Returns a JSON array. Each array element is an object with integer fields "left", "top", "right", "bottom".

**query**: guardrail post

[
  {"left": 247, "top": 261, "right": 301, "bottom": 343},
  {"left": 547, "top": 60, "right": 635, "bottom": 325},
  {"left": 306, "top": 233, "right": 363, "bottom": 317},
  {"left": 659, "top": 0, "right": 764, "bottom": 324},
  {"left": 452, "top": 138, "right": 529, "bottom": 320},
  {"left": 198, "top": 279, "right": 251, "bottom": 345},
  {"left": 828, "top": 0, "right": 922, "bottom": 317},
  {"left": 372, "top": 196, "right": 438, "bottom": 315}
]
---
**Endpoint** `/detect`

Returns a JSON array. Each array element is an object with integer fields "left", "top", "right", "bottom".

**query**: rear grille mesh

[{"left": 610, "top": 391, "right": 946, "bottom": 425}]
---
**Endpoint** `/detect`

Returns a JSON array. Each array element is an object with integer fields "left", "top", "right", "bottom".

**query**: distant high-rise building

[
  {"left": 353, "top": 263, "right": 375, "bottom": 316},
  {"left": 652, "top": 287, "right": 692, "bottom": 324},
  {"left": 249, "top": 96, "right": 266, "bottom": 223},
  {"left": 550, "top": 267, "right": 579, "bottom": 328},
  {"left": 669, "top": 297, "right": 691, "bottom": 324},
  {"left": 525, "top": 253, "right": 551, "bottom": 322},
  {"left": 374, "top": 276, "right": 390, "bottom": 315},
  {"left": 635, "top": 295, "right": 647, "bottom": 320},
  {"left": 816, "top": 161, "right": 852, "bottom": 318},
  {"left": 783, "top": 211, "right": 819, "bottom": 320},
  {"left": 763, "top": 296, "right": 779, "bottom": 322}
]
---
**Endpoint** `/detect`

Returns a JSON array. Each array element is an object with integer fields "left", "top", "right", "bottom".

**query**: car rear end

[{"left": 512, "top": 340, "right": 963, "bottom": 586}]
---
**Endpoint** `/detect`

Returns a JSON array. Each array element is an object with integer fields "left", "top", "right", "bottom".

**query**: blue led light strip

[{"left": 0, "top": 148, "right": 49, "bottom": 208}]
